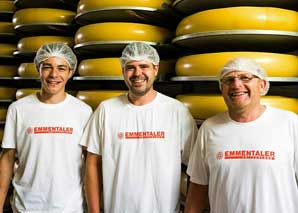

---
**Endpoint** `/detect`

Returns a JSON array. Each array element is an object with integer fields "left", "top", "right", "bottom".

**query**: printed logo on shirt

[
  {"left": 217, "top": 150, "right": 275, "bottom": 160},
  {"left": 118, "top": 132, "right": 124, "bottom": 139},
  {"left": 28, "top": 126, "right": 73, "bottom": 134},
  {"left": 124, "top": 131, "right": 165, "bottom": 139}
]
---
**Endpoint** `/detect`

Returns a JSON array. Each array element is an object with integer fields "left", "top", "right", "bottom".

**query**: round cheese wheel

[
  {"left": 0, "top": 65, "right": 18, "bottom": 77},
  {"left": 176, "top": 7, "right": 298, "bottom": 37},
  {"left": 0, "top": 43, "right": 16, "bottom": 56},
  {"left": 180, "top": 170, "right": 188, "bottom": 198},
  {"left": 15, "top": 88, "right": 39, "bottom": 100},
  {"left": 75, "top": 22, "right": 172, "bottom": 45},
  {"left": 76, "top": 90, "right": 126, "bottom": 109},
  {"left": 176, "top": 94, "right": 298, "bottom": 119},
  {"left": 0, "top": 21, "right": 14, "bottom": 34},
  {"left": 13, "top": 8, "right": 75, "bottom": 27},
  {"left": 0, "top": 127, "right": 3, "bottom": 142},
  {"left": 77, "top": 0, "right": 171, "bottom": 14},
  {"left": 0, "top": 107, "right": 7, "bottom": 121},
  {"left": 18, "top": 63, "right": 38, "bottom": 77},
  {"left": 176, "top": 52, "right": 298, "bottom": 77},
  {"left": 0, "top": 86, "right": 16, "bottom": 100},
  {"left": 17, "top": 36, "right": 73, "bottom": 53},
  {"left": 0, "top": 1, "right": 15, "bottom": 13}
]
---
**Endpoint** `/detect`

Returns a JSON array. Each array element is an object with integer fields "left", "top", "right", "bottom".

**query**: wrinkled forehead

[
  {"left": 40, "top": 56, "right": 70, "bottom": 67},
  {"left": 221, "top": 70, "right": 252, "bottom": 78}
]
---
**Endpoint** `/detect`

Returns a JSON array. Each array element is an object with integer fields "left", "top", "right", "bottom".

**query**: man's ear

[{"left": 153, "top": 65, "right": 159, "bottom": 76}]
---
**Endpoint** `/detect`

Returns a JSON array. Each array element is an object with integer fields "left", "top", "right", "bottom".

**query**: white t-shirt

[
  {"left": 2, "top": 94, "right": 92, "bottom": 213},
  {"left": 81, "top": 92, "right": 198, "bottom": 213},
  {"left": 187, "top": 106, "right": 298, "bottom": 213}
]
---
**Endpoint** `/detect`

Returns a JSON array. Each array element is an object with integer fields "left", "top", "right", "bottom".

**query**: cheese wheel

[
  {"left": 0, "top": 43, "right": 16, "bottom": 56},
  {"left": 13, "top": 8, "right": 75, "bottom": 27},
  {"left": 17, "top": 36, "right": 73, "bottom": 53},
  {"left": 180, "top": 170, "right": 188, "bottom": 198},
  {"left": 0, "top": 86, "right": 16, "bottom": 100},
  {"left": 15, "top": 88, "right": 39, "bottom": 100},
  {"left": 0, "top": 65, "right": 18, "bottom": 77},
  {"left": 0, "top": 1, "right": 15, "bottom": 13},
  {"left": 176, "top": 7, "right": 298, "bottom": 36},
  {"left": 0, "top": 22, "right": 14, "bottom": 34},
  {"left": 78, "top": 58, "right": 174, "bottom": 77},
  {"left": 78, "top": 58, "right": 122, "bottom": 76},
  {"left": 77, "top": 0, "right": 171, "bottom": 14},
  {"left": 18, "top": 63, "right": 38, "bottom": 77},
  {"left": 176, "top": 94, "right": 227, "bottom": 119},
  {"left": 76, "top": 90, "right": 126, "bottom": 109},
  {"left": 0, "top": 128, "right": 3, "bottom": 142},
  {"left": 176, "top": 94, "right": 298, "bottom": 119},
  {"left": 0, "top": 107, "right": 7, "bottom": 121},
  {"left": 75, "top": 22, "right": 172, "bottom": 45},
  {"left": 176, "top": 52, "right": 298, "bottom": 77}
]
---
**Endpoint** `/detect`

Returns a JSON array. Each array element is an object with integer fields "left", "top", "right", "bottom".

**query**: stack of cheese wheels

[
  {"left": 17, "top": 36, "right": 73, "bottom": 54},
  {"left": 77, "top": 0, "right": 171, "bottom": 14},
  {"left": 175, "top": 52, "right": 298, "bottom": 77},
  {"left": 76, "top": 90, "right": 126, "bottom": 110},
  {"left": 75, "top": 22, "right": 172, "bottom": 45},
  {"left": 0, "top": 65, "right": 18, "bottom": 77},
  {"left": 0, "top": 43, "right": 16, "bottom": 56},
  {"left": 176, "top": 94, "right": 298, "bottom": 119},
  {"left": 78, "top": 58, "right": 175, "bottom": 78},
  {"left": 12, "top": 8, "right": 75, "bottom": 30},
  {"left": 15, "top": 88, "right": 39, "bottom": 100},
  {"left": 0, "top": 107, "right": 7, "bottom": 121},
  {"left": 176, "top": 7, "right": 298, "bottom": 37},
  {"left": 0, "top": 86, "right": 16, "bottom": 100},
  {"left": 17, "top": 63, "right": 38, "bottom": 77}
]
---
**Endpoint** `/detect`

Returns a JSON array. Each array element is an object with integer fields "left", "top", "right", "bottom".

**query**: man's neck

[{"left": 128, "top": 90, "right": 157, "bottom": 106}]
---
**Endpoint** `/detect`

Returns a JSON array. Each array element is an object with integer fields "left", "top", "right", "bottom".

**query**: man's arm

[
  {"left": 85, "top": 152, "right": 102, "bottom": 213},
  {"left": 0, "top": 148, "right": 15, "bottom": 211},
  {"left": 185, "top": 182, "right": 209, "bottom": 213}
]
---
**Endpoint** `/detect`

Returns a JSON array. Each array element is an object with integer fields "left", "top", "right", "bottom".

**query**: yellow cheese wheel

[
  {"left": 75, "top": 22, "right": 172, "bottom": 45},
  {"left": 176, "top": 52, "right": 298, "bottom": 77},
  {"left": 78, "top": 58, "right": 174, "bottom": 77},
  {"left": 77, "top": 0, "right": 171, "bottom": 14},
  {"left": 13, "top": 8, "right": 75, "bottom": 27},
  {"left": 77, "top": 90, "right": 126, "bottom": 109},
  {"left": 0, "top": 22, "right": 14, "bottom": 34},
  {"left": 0, "top": 128, "right": 3, "bottom": 142},
  {"left": 78, "top": 58, "right": 122, "bottom": 76},
  {"left": 0, "top": 86, "right": 16, "bottom": 100},
  {"left": 176, "top": 94, "right": 227, "bottom": 119},
  {"left": 0, "top": 43, "right": 16, "bottom": 56},
  {"left": 17, "top": 36, "right": 73, "bottom": 53},
  {"left": 180, "top": 170, "right": 188, "bottom": 198},
  {"left": 15, "top": 88, "right": 39, "bottom": 100},
  {"left": 176, "top": 94, "right": 298, "bottom": 119},
  {"left": 18, "top": 63, "right": 38, "bottom": 77},
  {"left": 0, "top": 65, "right": 18, "bottom": 77},
  {"left": 0, "top": 107, "right": 7, "bottom": 121},
  {"left": 0, "top": 1, "right": 15, "bottom": 13},
  {"left": 176, "top": 7, "right": 298, "bottom": 37}
]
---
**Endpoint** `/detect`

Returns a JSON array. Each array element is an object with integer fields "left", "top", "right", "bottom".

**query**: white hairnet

[
  {"left": 120, "top": 42, "right": 160, "bottom": 68},
  {"left": 219, "top": 57, "right": 270, "bottom": 95},
  {"left": 34, "top": 42, "right": 77, "bottom": 73}
]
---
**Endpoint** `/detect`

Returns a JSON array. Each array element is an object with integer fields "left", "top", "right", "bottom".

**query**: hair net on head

[
  {"left": 219, "top": 57, "right": 270, "bottom": 96},
  {"left": 120, "top": 42, "right": 160, "bottom": 68},
  {"left": 34, "top": 42, "right": 77, "bottom": 73}
]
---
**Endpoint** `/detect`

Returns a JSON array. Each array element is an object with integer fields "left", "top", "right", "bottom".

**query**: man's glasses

[{"left": 220, "top": 74, "right": 258, "bottom": 85}]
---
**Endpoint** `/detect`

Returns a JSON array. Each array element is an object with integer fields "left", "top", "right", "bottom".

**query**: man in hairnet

[
  {"left": 80, "top": 42, "right": 198, "bottom": 213},
  {"left": 185, "top": 57, "right": 298, "bottom": 213},
  {"left": 0, "top": 42, "right": 92, "bottom": 212}
]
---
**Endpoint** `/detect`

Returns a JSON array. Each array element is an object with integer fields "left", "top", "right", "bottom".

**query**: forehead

[
  {"left": 222, "top": 70, "right": 252, "bottom": 77},
  {"left": 41, "top": 57, "right": 69, "bottom": 66},
  {"left": 125, "top": 60, "right": 152, "bottom": 66}
]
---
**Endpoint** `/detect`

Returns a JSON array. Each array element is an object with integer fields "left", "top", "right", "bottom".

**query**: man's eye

[{"left": 240, "top": 76, "right": 251, "bottom": 81}]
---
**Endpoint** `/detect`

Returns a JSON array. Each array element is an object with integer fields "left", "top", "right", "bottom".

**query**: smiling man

[
  {"left": 185, "top": 57, "right": 298, "bottom": 213},
  {"left": 0, "top": 42, "right": 92, "bottom": 212},
  {"left": 80, "top": 42, "right": 198, "bottom": 213}
]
